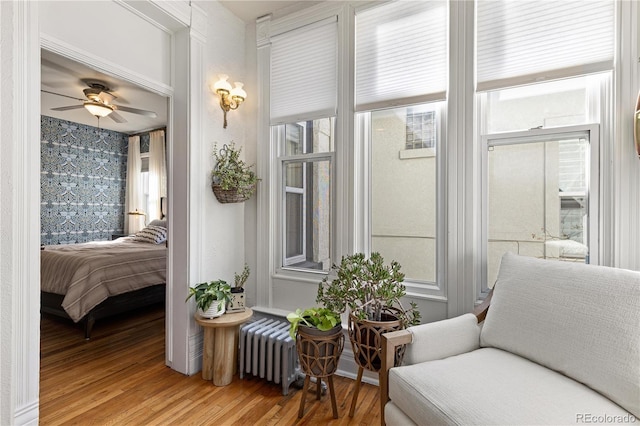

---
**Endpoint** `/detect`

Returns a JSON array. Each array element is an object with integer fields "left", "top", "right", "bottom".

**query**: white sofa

[{"left": 381, "top": 252, "right": 640, "bottom": 426}]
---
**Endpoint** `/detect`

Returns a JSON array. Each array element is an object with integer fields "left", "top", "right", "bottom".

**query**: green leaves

[
  {"left": 286, "top": 307, "right": 341, "bottom": 339},
  {"left": 212, "top": 142, "right": 258, "bottom": 198},
  {"left": 185, "top": 279, "right": 232, "bottom": 312},
  {"left": 316, "top": 252, "right": 421, "bottom": 328}
]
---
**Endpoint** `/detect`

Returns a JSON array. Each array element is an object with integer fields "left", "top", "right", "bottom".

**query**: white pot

[{"left": 198, "top": 301, "right": 226, "bottom": 318}]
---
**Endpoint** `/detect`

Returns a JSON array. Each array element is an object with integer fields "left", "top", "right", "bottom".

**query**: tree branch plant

[
  {"left": 316, "top": 252, "right": 421, "bottom": 328},
  {"left": 211, "top": 142, "right": 258, "bottom": 202}
]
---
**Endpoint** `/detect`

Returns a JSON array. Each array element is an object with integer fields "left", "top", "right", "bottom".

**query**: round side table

[{"left": 195, "top": 308, "right": 253, "bottom": 386}]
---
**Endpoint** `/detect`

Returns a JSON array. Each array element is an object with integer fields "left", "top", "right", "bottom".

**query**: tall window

[
  {"left": 270, "top": 17, "right": 337, "bottom": 272},
  {"left": 356, "top": 0, "right": 447, "bottom": 285},
  {"left": 477, "top": 0, "right": 614, "bottom": 292}
]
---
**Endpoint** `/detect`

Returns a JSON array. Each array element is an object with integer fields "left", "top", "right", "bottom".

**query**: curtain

[
  {"left": 148, "top": 130, "right": 167, "bottom": 222},
  {"left": 125, "top": 136, "right": 144, "bottom": 234}
]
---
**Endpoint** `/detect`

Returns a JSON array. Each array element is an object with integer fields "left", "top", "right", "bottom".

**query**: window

[
  {"left": 355, "top": 0, "right": 447, "bottom": 287},
  {"left": 406, "top": 110, "right": 436, "bottom": 150},
  {"left": 364, "top": 104, "right": 441, "bottom": 283},
  {"left": 276, "top": 118, "right": 334, "bottom": 272}
]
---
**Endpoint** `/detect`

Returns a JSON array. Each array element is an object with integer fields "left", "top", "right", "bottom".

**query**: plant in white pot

[
  {"left": 228, "top": 264, "right": 249, "bottom": 313},
  {"left": 186, "top": 279, "right": 232, "bottom": 318}
]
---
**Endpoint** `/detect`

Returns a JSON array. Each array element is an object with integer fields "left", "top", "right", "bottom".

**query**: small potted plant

[
  {"left": 287, "top": 306, "right": 344, "bottom": 419},
  {"left": 186, "top": 279, "right": 232, "bottom": 318},
  {"left": 316, "top": 252, "right": 420, "bottom": 416},
  {"left": 211, "top": 142, "right": 258, "bottom": 203},
  {"left": 228, "top": 264, "right": 249, "bottom": 313}
]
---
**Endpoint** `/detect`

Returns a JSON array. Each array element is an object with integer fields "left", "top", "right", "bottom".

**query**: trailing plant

[
  {"left": 287, "top": 307, "right": 342, "bottom": 339},
  {"left": 316, "top": 252, "right": 421, "bottom": 328},
  {"left": 234, "top": 263, "right": 250, "bottom": 289},
  {"left": 185, "top": 279, "right": 232, "bottom": 312},
  {"left": 211, "top": 142, "right": 258, "bottom": 199}
]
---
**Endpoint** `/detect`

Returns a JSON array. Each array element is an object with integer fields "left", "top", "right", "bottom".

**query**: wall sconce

[{"left": 212, "top": 74, "right": 246, "bottom": 129}]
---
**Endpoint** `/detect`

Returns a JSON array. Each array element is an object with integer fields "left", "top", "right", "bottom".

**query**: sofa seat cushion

[
  {"left": 388, "top": 347, "right": 635, "bottom": 426},
  {"left": 480, "top": 253, "right": 640, "bottom": 418}
]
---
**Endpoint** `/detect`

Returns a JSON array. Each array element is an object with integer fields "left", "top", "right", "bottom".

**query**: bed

[{"left": 40, "top": 224, "right": 168, "bottom": 339}]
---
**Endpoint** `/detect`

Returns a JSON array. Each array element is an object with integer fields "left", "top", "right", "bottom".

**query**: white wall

[{"left": 1, "top": 0, "right": 249, "bottom": 422}]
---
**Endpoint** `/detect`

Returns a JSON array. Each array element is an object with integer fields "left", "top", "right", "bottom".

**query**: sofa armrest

[{"left": 380, "top": 313, "right": 483, "bottom": 426}]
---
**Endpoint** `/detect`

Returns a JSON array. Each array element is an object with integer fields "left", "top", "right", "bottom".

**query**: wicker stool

[{"left": 296, "top": 325, "right": 344, "bottom": 419}]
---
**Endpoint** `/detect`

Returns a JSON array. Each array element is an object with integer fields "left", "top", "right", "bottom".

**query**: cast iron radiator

[{"left": 239, "top": 317, "right": 299, "bottom": 395}]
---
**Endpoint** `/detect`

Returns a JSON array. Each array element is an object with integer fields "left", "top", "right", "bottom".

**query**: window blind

[
  {"left": 270, "top": 17, "right": 337, "bottom": 124},
  {"left": 355, "top": 0, "right": 447, "bottom": 111},
  {"left": 477, "top": 1, "right": 614, "bottom": 92}
]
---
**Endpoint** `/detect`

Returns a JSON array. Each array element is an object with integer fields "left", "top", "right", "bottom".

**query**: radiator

[{"left": 239, "top": 317, "right": 299, "bottom": 395}]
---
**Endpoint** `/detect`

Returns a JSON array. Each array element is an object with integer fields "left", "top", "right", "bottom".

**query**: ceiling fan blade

[
  {"left": 41, "top": 89, "right": 85, "bottom": 102},
  {"left": 50, "top": 105, "right": 84, "bottom": 112},
  {"left": 108, "top": 111, "right": 127, "bottom": 123},
  {"left": 113, "top": 105, "right": 157, "bottom": 118}
]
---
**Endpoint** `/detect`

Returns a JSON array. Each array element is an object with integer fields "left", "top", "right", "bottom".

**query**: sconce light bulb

[{"left": 230, "top": 82, "right": 247, "bottom": 101}]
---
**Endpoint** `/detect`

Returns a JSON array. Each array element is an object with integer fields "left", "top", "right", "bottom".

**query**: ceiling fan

[{"left": 42, "top": 80, "right": 158, "bottom": 123}]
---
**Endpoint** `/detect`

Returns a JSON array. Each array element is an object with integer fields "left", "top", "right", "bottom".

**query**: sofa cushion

[
  {"left": 389, "top": 347, "right": 635, "bottom": 426},
  {"left": 480, "top": 253, "right": 640, "bottom": 418}
]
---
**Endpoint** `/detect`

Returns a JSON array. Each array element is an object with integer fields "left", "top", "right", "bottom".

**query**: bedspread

[{"left": 41, "top": 237, "right": 166, "bottom": 322}]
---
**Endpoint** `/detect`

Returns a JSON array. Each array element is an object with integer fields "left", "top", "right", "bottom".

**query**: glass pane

[
  {"left": 486, "top": 76, "right": 590, "bottom": 133},
  {"left": 487, "top": 136, "right": 589, "bottom": 287},
  {"left": 282, "top": 118, "right": 335, "bottom": 155},
  {"left": 283, "top": 159, "right": 331, "bottom": 271},
  {"left": 369, "top": 104, "right": 438, "bottom": 282}
]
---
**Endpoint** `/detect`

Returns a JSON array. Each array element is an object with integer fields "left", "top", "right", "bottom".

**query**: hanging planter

[{"left": 211, "top": 142, "right": 258, "bottom": 204}]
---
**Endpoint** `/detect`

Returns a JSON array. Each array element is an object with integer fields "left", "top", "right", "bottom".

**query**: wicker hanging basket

[{"left": 211, "top": 183, "right": 255, "bottom": 204}]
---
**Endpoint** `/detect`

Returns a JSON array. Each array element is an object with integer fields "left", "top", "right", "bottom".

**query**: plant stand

[
  {"left": 347, "top": 313, "right": 405, "bottom": 417},
  {"left": 296, "top": 324, "right": 344, "bottom": 419}
]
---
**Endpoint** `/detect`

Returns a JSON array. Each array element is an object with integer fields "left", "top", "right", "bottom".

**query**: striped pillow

[{"left": 132, "top": 225, "right": 167, "bottom": 244}]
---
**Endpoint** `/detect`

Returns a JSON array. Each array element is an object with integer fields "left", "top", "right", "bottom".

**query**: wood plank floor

[{"left": 40, "top": 305, "right": 382, "bottom": 425}]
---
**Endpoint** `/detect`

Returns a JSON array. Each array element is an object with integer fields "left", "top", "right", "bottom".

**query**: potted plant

[
  {"left": 186, "top": 279, "right": 232, "bottom": 318},
  {"left": 316, "top": 252, "right": 420, "bottom": 416},
  {"left": 228, "top": 264, "right": 249, "bottom": 313},
  {"left": 287, "top": 306, "right": 344, "bottom": 419},
  {"left": 211, "top": 142, "right": 258, "bottom": 203}
]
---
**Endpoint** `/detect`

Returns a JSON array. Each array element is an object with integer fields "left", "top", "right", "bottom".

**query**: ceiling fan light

[{"left": 83, "top": 101, "right": 113, "bottom": 118}]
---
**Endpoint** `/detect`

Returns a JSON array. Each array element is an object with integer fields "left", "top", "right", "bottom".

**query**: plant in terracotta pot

[
  {"left": 186, "top": 279, "right": 232, "bottom": 318},
  {"left": 287, "top": 306, "right": 344, "bottom": 419},
  {"left": 228, "top": 264, "right": 249, "bottom": 313},
  {"left": 211, "top": 142, "right": 258, "bottom": 203},
  {"left": 316, "top": 252, "right": 420, "bottom": 416}
]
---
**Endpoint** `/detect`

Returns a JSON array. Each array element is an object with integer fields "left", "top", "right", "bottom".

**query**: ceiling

[
  {"left": 41, "top": 50, "right": 168, "bottom": 135},
  {"left": 219, "top": 0, "right": 321, "bottom": 23}
]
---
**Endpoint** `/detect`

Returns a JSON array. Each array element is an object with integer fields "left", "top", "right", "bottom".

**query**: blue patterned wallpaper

[{"left": 41, "top": 116, "right": 128, "bottom": 245}]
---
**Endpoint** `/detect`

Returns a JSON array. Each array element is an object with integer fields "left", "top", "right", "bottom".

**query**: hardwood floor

[{"left": 40, "top": 306, "right": 382, "bottom": 425}]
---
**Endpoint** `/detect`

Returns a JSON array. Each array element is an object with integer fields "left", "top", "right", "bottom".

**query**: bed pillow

[
  {"left": 131, "top": 225, "right": 167, "bottom": 244},
  {"left": 148, "top": 219, "right": 167, "bottom": 228}
]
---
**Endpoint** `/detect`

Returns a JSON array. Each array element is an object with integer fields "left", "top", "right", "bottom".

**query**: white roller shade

[
  {"left": 270, "top": 17, "right": 338, "bottom": 124},
  {"left": 355, "top": 0, "right": 447, "bottom": 111},
  {"left": 477, "top": 1, "right": 614, "bottom": 92}
]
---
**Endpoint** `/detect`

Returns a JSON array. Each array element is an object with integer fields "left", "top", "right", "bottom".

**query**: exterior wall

[{"left": 40, "top": 116, "right": 128, "bottom": 245}]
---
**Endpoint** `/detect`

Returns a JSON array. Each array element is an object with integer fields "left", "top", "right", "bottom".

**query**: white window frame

[{"left": 480, "top": 124, "right": 600, "bottom": 295}]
